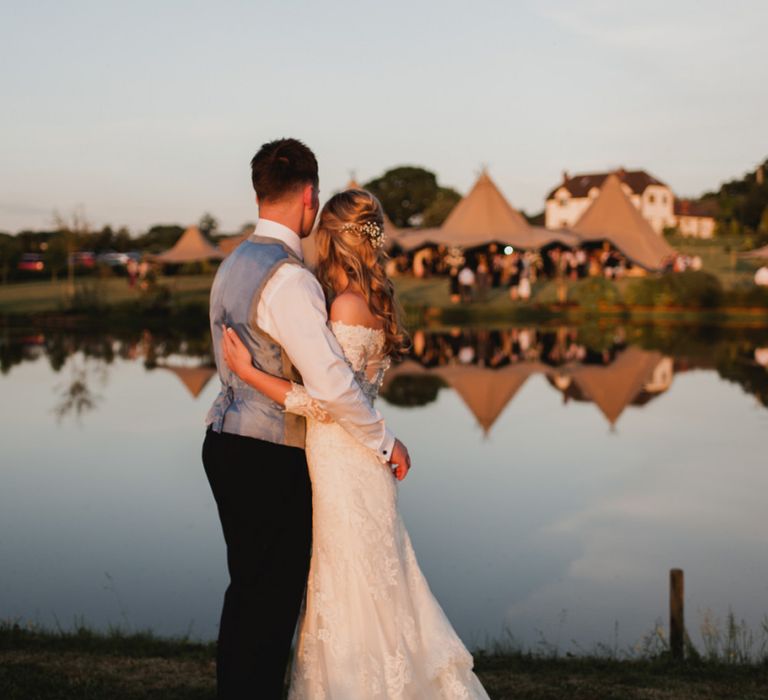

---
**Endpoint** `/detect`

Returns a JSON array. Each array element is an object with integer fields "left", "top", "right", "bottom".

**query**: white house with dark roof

[
  {"left": 545, "top": 168, "right": 676, "bottom": 234},
  {"left": 674, "top": 199, "right": 717, "bottom": 239}
]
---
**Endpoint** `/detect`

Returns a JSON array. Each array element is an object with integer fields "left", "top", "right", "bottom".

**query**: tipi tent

[
  {"left": 398, "top": 170, "right": 577, "bottom": 251},
  {"left": 153, "top": 226, "right": 225, "bottom": 264},
  {"left": 218, "top": 226, "right": 255, "bottom": 257},
  {"left": 440, "top": 170, "right": 530, "bottom": 243},
  {"left": 570, "top": 173, "right": 676, "bottom": 271}
]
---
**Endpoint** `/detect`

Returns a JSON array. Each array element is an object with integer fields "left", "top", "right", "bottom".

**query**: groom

[{"left": 202, "top": 137, "right": 410, "bottom": 699}]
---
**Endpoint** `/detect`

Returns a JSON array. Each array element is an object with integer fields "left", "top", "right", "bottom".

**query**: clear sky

[{"left": 1, "top": 0, "right": 766, "bottom": 234}]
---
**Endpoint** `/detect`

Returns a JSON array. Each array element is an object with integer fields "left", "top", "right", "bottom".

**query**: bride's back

[
  {"left": 327, "top": 291, "right": 390, "bottom": 402},
  {"left": 329, "top": 290, "right": 384, "bottom": 332}
]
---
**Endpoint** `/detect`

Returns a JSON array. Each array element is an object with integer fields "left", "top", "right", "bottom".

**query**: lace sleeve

[{"left": 284, "top": 382, "right": 333, "bottom": 422}]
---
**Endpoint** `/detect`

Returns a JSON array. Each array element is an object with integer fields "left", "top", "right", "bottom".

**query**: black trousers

[{"left": 202, "top": 428, "right": 312, "bottom": 700}]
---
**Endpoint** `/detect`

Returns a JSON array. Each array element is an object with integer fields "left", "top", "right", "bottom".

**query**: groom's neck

[{"left": 258, "top": 202, "right": 303, "bottom": 238}]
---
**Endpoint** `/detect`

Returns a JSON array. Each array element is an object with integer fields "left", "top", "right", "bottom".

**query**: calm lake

[{"left": 2, "top": 322, "right": 767, "bottom": 654}]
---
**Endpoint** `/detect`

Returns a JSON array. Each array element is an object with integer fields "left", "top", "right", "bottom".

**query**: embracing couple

[{"left": 202, "top": 138, "right": 489, "bottom": 699}]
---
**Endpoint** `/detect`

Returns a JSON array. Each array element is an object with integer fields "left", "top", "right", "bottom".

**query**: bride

[{"left": 221, "top": 188, "right": 489, "bottom": 699}]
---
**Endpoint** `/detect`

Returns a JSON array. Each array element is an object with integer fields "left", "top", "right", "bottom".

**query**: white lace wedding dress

[{"left": 284, "top": 320, "right": 489, "bottom": 700}]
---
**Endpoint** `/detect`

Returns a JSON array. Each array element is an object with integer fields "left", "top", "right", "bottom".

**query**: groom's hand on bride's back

[{"left": 390, "top": 439, "right": 411, "bottom": 481}]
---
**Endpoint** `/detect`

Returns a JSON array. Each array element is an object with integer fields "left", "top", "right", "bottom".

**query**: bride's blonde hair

[{"left": 315, "top": 189, "right": 409, "bottom": 358}]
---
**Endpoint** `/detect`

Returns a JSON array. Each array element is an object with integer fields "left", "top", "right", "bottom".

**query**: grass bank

[
  {"left": 0, "top": 275, "right": 214, "bottom": 315},
  {"left": 2, "top": 268, "right": 768, "bottom": 330},
  {"left": 0, "top": 275, "right": 214, "bottom": 334},
  {"left": 2, "top": 623, "right": 768, "bottom": 700},
  {"left": 394, "top": 275, "right": 768, "bottom": 327}
]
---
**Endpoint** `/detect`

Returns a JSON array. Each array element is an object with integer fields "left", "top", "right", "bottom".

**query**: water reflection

[
  {"left": 384, "top": 324, "right": 768, "bottom": 430},
  {"left": 2, "top": 321, "right": 768, "bottom": 650},
  {"left": 3, "top": 324, "right": 768, "bottom": 426},
  {"left": 384, "top": 329, "right": 671, "bottom": 430}
]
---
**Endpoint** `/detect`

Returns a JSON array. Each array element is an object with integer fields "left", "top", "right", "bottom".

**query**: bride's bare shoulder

[{"left": 330, "top": 291, "right": 383, "bottom": 329}]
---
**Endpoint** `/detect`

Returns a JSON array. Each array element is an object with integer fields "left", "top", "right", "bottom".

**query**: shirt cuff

[{"left": 378, "top": 428, "right": 396, "bottom": 463}]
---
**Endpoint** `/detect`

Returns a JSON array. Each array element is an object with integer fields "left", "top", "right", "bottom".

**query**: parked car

[
  {"left": 96, "top": 251, "right": 140, "bottom": 267},
  {"left": 69, "top": 251, "right": 96, "bottom": 268},
  {"left": 17, "top": 253, "right": 45, "bottom": 272}
]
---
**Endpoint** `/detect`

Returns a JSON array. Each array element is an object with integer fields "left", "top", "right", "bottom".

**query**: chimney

[
  {"left": 562, "top": 170, "right": 570, "bottom": 183},
  {"left": 616, "top": 166, "right": 627, "bottom": 179},
  {"left": 757, "top": 165, "right": 765, "bottom": 186}
]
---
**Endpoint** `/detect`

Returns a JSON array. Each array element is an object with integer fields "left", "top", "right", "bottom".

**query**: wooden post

[{"left": 670, "top": 568, "right": 684, "bottom": 660}]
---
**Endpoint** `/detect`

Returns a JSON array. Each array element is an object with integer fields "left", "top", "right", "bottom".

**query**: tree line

[
  {"left": 700, "top": 157, "right": 768, "bottom": 245},
  {"left": 2, "top": 160, "right": 767, "bottom": 285}
]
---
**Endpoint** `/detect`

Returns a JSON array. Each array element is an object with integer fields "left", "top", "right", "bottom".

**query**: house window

[
  {"left": 559, "top": 197, "right": 568, "bottom": 207},
  {"left": 661, "top": 194, "right": 667, "bottom": 204},
  {"left": 648, "top": 193, "right": 656, "bottom": 204}
]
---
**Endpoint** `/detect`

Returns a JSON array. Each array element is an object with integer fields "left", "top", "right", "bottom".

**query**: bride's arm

[
  {"left": 221, "top": 326, "right": 291, "bottom": 404},
  {"left": 220, "top": 326, "right": 331, "bottom": 421}
]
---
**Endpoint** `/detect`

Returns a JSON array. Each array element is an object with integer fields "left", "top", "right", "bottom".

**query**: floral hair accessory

[{"left": 341, "top": 221, "right": 385, "bottom": 249}]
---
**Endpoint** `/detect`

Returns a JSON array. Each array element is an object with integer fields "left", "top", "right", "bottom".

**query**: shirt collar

[{"left": 251, "top": 218, "right": 304, "bottom": 260}]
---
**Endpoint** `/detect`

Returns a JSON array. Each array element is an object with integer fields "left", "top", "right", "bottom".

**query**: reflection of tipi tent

[
  {"left": 153, "top": 226, "right": 225, "bottom": 263},
  {"left": 399, "top": 170, "right": 577, "bottom": 251},
  {"left": 434, "top": 362, "right": 546, "bottom": 432},
  {"left": 570, "top": 173, "right": 676, "bottom": 271},
  {"left": 384, "top": 347, "right": 675, "bottom": 430},
  {"left": 159, "top": 364, "right": 217, "bottom": 398},
  {"left": 563, "top": 347, "right": 664, "bottom": 424},
  {"left": 381, "top": 359, "right": 545, "bottom": 433}
]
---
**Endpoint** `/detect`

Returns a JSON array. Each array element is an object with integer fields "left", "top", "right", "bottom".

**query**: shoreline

[
  {"left": 2, "top": 297, "right": 768, "bottom": 332},
  {"left": 2, "top": 623, "right": 767, "bottom": 700},
  {"left": 2, "top": 273, "right": 768, "bottom": 331}
]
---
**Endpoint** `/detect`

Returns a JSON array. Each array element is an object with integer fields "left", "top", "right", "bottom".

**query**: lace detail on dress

[
  {"left": 284, "top": 382, "right": 332, "bottom": 422},
  {"left": 329, "top": 320, "right": 391, "bottom": 405},
  {"left": 282, "top": 322, "right": 390, "bottom": 423},
  {"left": 287, "top": 320, "right": 489, "bottom": 700}
]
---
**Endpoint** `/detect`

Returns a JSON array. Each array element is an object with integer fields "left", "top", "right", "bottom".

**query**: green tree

[
  {"left": 199, "top": 212, "right": 219, "bottom": 237},
  {"left": 53, "top": 208, "right": 90, "bottom": 297},
  {"left": 45, "top": 233, "right": 69, "bottom": 283},
  {"left": 703, "top": 157, "right": 768, "bottom": 236},
  {"left": 137, "top": 224, "right": 184, "bottom": 253},
  {"left": 0, "top": 232, "right": 21, "bottom": 284},
  {"left": 91, "top": 225, "right": 115, "bottom": 251},
  {"left": 364, "top": 167, "right": 445, "bottom": 228},
  {"left": 114, "top": 226, "right": 132, "bottom": 252},
  {"left": 421, "top": 187, "right": 462, "bottom": 227}
]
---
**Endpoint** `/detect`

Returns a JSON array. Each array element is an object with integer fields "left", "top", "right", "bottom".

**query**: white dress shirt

[{"left": 252, "top": 218, "right": 396, "bottom": 461}]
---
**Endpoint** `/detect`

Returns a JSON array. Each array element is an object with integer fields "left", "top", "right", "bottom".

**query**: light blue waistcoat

[{"left": 205, "top": 235, "right": 306, "bottom": 448}]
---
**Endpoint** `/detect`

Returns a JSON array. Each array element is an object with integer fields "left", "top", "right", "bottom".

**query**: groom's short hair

[{"left": 250, "top": 138, "right": 318, "bottom": 202}]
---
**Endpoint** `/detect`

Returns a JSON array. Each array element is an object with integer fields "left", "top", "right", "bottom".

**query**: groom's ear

[{"left": 302, "top": 183, "right": 318, "bottom": 209}]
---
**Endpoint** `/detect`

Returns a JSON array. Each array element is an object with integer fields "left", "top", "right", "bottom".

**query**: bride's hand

[{"left": 221, "top": 325, "right": 254, "bottom": 379}]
